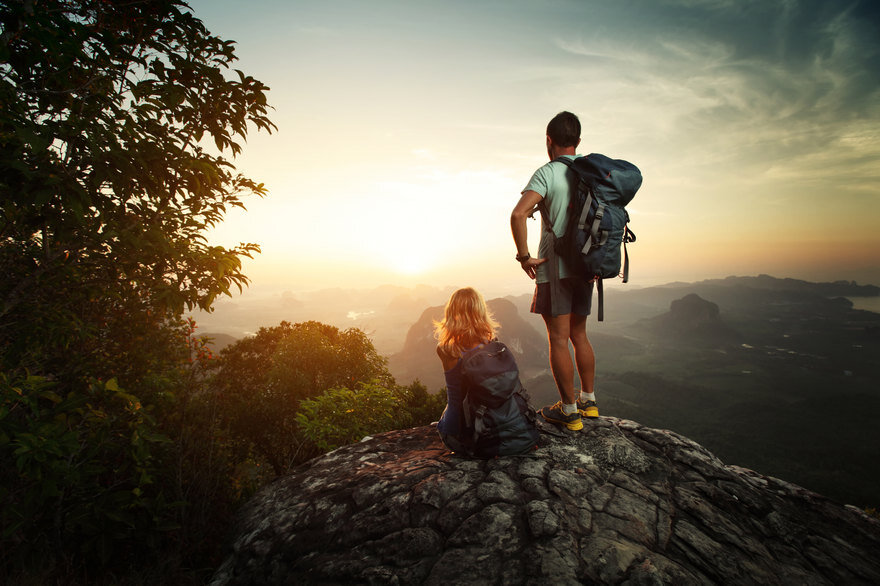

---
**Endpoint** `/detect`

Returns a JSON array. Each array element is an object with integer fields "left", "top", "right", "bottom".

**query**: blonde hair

[{"left": 434, "top": 287, "right": 499, "bottom": 359}]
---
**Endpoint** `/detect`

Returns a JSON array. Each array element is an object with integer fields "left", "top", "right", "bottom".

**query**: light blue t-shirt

[{"left": 522, "top": 155, "right": 580, "bottom": 284}]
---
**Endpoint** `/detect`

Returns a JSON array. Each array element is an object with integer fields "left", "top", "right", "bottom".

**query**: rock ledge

[{"left": 213, "top": 417, "right": 880, "bottom": 585}]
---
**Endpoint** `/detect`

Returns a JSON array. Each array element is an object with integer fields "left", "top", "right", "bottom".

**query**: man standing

[{"left": 510, "top": 111, "right": 597, "bottom": 431}]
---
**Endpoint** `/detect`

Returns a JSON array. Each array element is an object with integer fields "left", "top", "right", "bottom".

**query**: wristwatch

[{"left": 516, "top": 253, "right": 530, "bottom": 263}]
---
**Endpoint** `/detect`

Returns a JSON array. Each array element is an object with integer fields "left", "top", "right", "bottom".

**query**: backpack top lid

[
  {"left": 460, "top": 341, "right": 520, "bottom": 408},
  {"left": 564, "top": 153, "right": 642, "bottom": 207}
]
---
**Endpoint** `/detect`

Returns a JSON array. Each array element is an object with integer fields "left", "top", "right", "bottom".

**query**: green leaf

[{"left": 38, "top": 390, "right": 63, "bottom": 404}]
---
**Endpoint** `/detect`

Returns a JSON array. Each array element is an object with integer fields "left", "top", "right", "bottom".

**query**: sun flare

[
  {"left": 363, "top": 218, "right": 443, "bottom": 277},
  {"left": 391, "top": 253, "right": 431, "bottom": 275}
]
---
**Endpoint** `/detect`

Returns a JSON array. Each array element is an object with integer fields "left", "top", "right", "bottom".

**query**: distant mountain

[
  {"left": 201, "top": 332, "right": 239, "bottom": 352},
  {"left": 697, "top": 274, "right": 880, "bottom": 297},
  {"left": 388, "top": 295, "right": 648, "bottom": 408},
  {"left": 592, "top": 274, "right": 879, "bottom": 333},
  {"left": 640, "top": 293, "right": 739, "bottom": 345},
  {"left": 596, "top": 282, "right": 880, "bottom": 507}
]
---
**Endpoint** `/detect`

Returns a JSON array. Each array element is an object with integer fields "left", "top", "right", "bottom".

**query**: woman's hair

[{"left": 434, "top": 287, "right": 499, "bottom": 358}]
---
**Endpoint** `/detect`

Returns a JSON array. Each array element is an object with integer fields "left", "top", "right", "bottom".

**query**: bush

[
  {"left": 212, "top": 321, "right": 394, "bottom": 475},
  {"left": 297, "top": 380, "right": 446, "bottom": 452},
  {"left": 0, "top": 374, "right": 173, "bottom": 571}
]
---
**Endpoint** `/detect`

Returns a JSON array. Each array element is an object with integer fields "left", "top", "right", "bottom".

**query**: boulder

[{"left": 212, "top": 418, "right": 880, "bottom": 585}]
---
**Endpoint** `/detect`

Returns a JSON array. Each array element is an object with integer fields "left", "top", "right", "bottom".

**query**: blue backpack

[
  {"left": 552, "top": 154, "right": 642, "bottom": 321},
  {"left": 457, "top": 341, "right": 539, "bottom": 458}
]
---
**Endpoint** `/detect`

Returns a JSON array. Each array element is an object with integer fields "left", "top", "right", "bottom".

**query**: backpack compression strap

[
  {"left": 587, "top": 203, "right": 608, "bottom": 250},
  {"left": 622, "top": 225, "right": 636, "bottom": 283}
]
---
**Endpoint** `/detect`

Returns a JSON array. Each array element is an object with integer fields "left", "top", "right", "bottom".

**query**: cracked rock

[{"left": 212, "top": 418, "right": 880, "bottom": 585}]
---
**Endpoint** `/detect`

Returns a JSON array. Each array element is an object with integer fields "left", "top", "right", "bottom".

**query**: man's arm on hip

[{"left": 511, "top": 190, "right": 547, "bottom": 278}]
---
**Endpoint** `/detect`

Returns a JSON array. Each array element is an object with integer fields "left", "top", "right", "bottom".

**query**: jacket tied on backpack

[{"left": 437, "top": 340, "right": 539, "bottom": 458}]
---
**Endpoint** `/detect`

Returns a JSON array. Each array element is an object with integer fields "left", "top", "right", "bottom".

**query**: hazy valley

[{"left": 195, "top": 275, "right": 880, "bottom": 508}]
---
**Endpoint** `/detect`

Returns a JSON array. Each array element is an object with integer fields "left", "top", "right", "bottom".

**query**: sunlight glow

[
  {"left": 322, "top": 166, "right": 522, "bottom": 281},
  {"left": 392, "top": 251, "right": 433, "bottom": 275},
  {"left": 356, "top": 194, "right": 445, "bottom": 277}
]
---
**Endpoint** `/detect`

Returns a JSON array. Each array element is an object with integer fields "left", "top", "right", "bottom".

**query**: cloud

[
  {"left": 544, "top": 0, "right": 879, "bottom": 185},
  {"left": 192, "top": 0, "right": 880, "bottom": 287}
]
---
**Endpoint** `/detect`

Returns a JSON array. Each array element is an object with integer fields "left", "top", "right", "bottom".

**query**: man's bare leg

[
  {"left": 569, "top": 313, "right": 595, "bottom": 394},
  {"left": 543, "top": 313, "right": 577, "bottom": 404}
]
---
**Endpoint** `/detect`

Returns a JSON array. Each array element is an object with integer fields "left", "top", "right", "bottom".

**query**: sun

[
  {"left": 391, "top": 250, "right": 431, "bottom": 275},
  {"left": 364, "top": 219, "right": 444, "bottom": 277},
  {"left": 248, "top": 165, "right": 519, "bottom": 284}
]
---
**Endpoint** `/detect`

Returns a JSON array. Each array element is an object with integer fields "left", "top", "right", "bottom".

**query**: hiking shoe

[
  {"left": 540, "top": 401, "right": 583, "bottom": 431},
  {"left": 577, "top": 398, "right": 599, "bottom": 419}
]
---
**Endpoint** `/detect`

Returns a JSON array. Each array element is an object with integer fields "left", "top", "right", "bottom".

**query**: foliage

[
  {"left": 297, "top": 380, "right": 445, "bottom": 452},
  {"left": 0, "top": 1, "right": 450, "bottom": 581},
  {"left": 0, "top": 0, "right": 274, "bottom": 580},
  {"left": 296, "top": 381, "right": 401, "bottom": 452},
  {"left": 396, "top": 378, "right": 448, "bottom": 428},
  {"left": 212, "top": 321, "right": 394, "bottom": 476},
  {"left": 270, "top": 321, "right": 393, "bottom": 396},
  {"left": 0, "top": 373, "right": 173, "bottom": 570},
  {"left": 149, "top": 321, "right": 251, "bottom": 579},
  {"left": 0, "top": 0, "right": 275, "bottom": 381}
]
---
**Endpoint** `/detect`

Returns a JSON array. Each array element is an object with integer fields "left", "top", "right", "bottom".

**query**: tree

[
  {"left": 0, "top": 0, "right": 274, "bottom": 577},
  {"left": 213, "top": 321, "right": 394, "bottom": 475},
  {"left": 0, "top": 373, "right": 173, "bottom": 568},
  {"left": 0, "top": 0, "right": 274, "bottom": 381}
]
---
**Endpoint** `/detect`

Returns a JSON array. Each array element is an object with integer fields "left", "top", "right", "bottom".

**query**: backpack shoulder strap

[{"left": 552, "top": 155, "right": 575, "bottom": 168}]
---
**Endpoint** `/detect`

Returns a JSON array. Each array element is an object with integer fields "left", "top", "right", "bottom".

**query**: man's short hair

[{"left": 546, "top": 111, "right": 580, "bottom": 147}]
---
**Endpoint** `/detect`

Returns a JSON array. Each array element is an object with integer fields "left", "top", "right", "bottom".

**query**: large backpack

[
  {"left": 457, "top": 341, "right": 539, "bottom": 458},
  {"left": 550, "top": 154, "right": 642, "bottom": 321}
]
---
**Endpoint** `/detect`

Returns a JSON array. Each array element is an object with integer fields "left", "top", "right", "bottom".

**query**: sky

[{"left": 186, "top": 0, "right": 880, "bottom": 299}]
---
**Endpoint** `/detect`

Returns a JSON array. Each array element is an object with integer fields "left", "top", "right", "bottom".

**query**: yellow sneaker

[
  {"left": 540, "top": 401, "right": 583, "bottom": 431},
  {"left": 577, "top": 398, "right": 599, "bottom": 418}
]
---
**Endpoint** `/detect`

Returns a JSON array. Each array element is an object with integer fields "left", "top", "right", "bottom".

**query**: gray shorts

[{"left": 530, "top": 278, "right": 593, "bottom": 317}]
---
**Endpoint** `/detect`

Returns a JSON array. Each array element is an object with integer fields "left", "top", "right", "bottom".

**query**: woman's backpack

[{"left": 457, "top": 341, "right": 539, "bottom": 457}]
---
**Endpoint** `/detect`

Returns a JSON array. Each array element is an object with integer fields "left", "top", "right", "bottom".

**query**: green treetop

[{"left": 1, "top": 0, "right": 275, "bottom": 379}]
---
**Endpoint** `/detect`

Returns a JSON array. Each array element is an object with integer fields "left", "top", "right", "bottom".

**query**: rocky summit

[{"left": 212, "top": 418, "right": 880, "bottom": 585}]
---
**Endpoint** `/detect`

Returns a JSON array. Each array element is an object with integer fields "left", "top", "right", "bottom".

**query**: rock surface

[{"left": 212, "top": 418, "right": 880, "bottom": 585}]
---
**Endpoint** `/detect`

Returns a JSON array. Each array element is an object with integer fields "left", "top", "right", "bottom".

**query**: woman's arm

[
  {"left": 436, "top": 345, "right": 464, "bottom": 435},
  {"left": 437, "top": 345, "right": 459, "bottom": 371}
]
